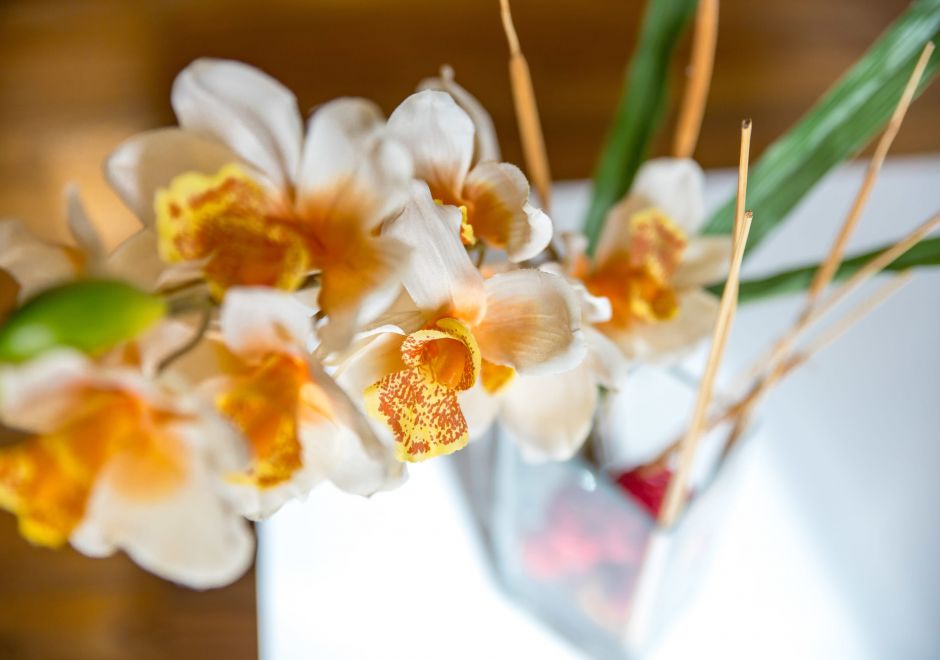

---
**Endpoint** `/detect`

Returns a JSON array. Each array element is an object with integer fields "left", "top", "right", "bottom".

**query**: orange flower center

[
  {"left": 0, "top": 388, "right": 189, "bottom": 548},
  {"left": 216, "top": 352, "right": 318, "bottom": 489},
  {"left": 586, "top": 208, "right": 687, "bottom": 330}
]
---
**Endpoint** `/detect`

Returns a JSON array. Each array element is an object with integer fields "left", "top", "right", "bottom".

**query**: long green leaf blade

[
  {"left": 582, "top": 0, "right": 697, "bottom": 255},
  {"left": 709, "top": 236, "right": 940, "bottom": 303},
  {"left": 703, "top": 0, "right": 940, "bottom": 251}
]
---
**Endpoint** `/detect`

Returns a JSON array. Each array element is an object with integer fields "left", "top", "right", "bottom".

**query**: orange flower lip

[{"left": 365, "top": 317, "right": 482, "bottom": 462}]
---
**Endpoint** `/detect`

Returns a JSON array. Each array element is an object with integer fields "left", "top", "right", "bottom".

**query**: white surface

[{"left": 259, "top": 156, "right": 940, "bottom": 659}]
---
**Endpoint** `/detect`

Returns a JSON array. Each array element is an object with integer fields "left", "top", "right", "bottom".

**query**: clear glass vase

[{"left": 485, "top": 367, "right": 753, "bottom": 658}]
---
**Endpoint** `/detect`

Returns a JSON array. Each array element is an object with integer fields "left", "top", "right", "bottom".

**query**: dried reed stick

[
  {"left": 673, "top": 0, "right": 719, "bottom": 158},
  {"left": 736, "top": 43, "right": 932, "bottom": 389},
  {"left": 658, "top": 120, "right": 752, "bottom": 527},
  {"left": 721, "top": 271, "right": 912, "bottom": 455},
  {"left": 647, "top": 273, "right": 912, "bottom": 470},
  {"left": 755, "top": 209, "right": 940, "bottom": 374},
  {"left": 499, "top": 0, "right": 553, "bottom": 212},
  {"left": 804, "top": 42, "right": 933, "bottom": 307}
]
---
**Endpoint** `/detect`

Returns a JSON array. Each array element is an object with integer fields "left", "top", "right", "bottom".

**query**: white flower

[
  {"left": 0, "top": 350, "right": 254, "bottom": 589},
  {"left": 106, "top": 58, "right": 413, "bottom": 350},
  {"left": 203, "top": 287, "right": 402, "bottom": 519},
  {"left": 388, "top": 89, "right": 551, "bottom": 262},
  {"left": 568, "top": 158, "right": 731, "bottom": 361}
]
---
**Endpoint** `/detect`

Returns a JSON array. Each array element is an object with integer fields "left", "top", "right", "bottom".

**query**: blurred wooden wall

[{"left": 0, "top": 0, "right": 936, "bottom": 658}]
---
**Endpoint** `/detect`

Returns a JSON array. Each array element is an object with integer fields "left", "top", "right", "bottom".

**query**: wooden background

[{"left": 0, "top": 0, "right": 937, "bottom": 658}]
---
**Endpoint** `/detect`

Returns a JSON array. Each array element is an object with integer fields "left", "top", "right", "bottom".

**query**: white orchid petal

[
  {"left": 220, "top": 287, "right": 314, "bottom": 358},
  {"left": 106, "top": 128, "right": 242, "bottom": 227},
  {"left": 539, "top": 262, "right": 612, "bottom": 324},
  {"left": 171, "top": 58, "right": 303, "bottom": 191},
  {"left": 298, "top": 97, "right": 412, "bottom": 225},
  {"left": 458, "top": 383, "right": 501, "bottom": 440},
  {"left": 71, "top": 413, "right": 254, "bottom": 589},
  {"left": 672, "top": 235, "right": 733, "bottom": 289},
  {"left": 631, "top": 157, "right": 706, "bottom": 233},
  {"left": 388, "top": 90, "right": 474, "bottom": 195},
  {"left": 500, "top": 359, "right": 597, "bottom": 462},
  {"left": 584, "top": 326, "right": 629, "bottom": 389},
  {"left": 383, "top": 181, "right": 485, "bottom": 319},
  {"left": 0, "top": 220, "right": 76, "bottom": 300},
  {"left": 0, "top": 350, "right": 92, "bottom": 432},
  {"left": 299, "top": 421, "right": 404, "bottom": 497},
  {"left": 475, "top": 270, "right": 585, "bottom": 375},
  {"left": 625, "top": 288, "right": 720, "bottom": 362},
  {"left": 417, "top": 66, "right": 501, "bottom": 162},
  {"left": 65, "top": 186, "right": 104, "bottom": 263}
]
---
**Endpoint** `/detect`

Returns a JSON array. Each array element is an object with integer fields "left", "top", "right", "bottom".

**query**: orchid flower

[
  {"left": 0, "top": 350, "right": 254, "bottom": 589},
  {"left": 106, "top": 58, "right": 413, "bottom": 350},
  {"left": 388, "top": 89, "right": 551, "bottom": 262},
  {"left": 197, "top": 288, "right": 401, "bottom": 519},
  {"left": 332, "top": 182, "right": 584, "bottom": 463},
  {"left": 460, "top": 274, "right": 628, "bottom": 461},
  {"left": 568, "top": 158, "right": 731, "bottom": 361}
]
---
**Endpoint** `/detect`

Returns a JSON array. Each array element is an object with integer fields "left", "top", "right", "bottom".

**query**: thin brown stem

[
  {"left": 804, "top": 42, "right": 933, "bottom": 309},
  {"left": 499, "top": 0, "right": 552, "bottom": 213},
  {"left": 673, "top": 0, "right": 719, "bottom": 158},
  {"left": 658, "top": 121, "right": 753, "bottom": 527}
]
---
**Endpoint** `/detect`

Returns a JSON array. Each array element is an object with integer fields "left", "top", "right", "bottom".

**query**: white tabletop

[{"left": 258, "top": 156, "right": 940, "bottom": 660}]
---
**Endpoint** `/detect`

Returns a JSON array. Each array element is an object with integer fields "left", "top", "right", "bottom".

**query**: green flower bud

[{"left": 0, "top": 279, "right": 167, "bottom": 363}]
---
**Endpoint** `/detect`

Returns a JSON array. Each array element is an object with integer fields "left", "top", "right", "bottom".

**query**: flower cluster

[{"left": 0, "top": 59, "right": 727, "bottom": 588}]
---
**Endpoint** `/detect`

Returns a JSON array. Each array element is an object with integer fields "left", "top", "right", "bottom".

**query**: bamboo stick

[
  {"left": 658, "top": 120, "right": 752, "bottom": 527},
  {"left": 673, "top": 0, "right": 719, "bottom": 159},
  {"left": 736, "top": 43, "right": 933, "bottom": 389},
  {"left": 804, "top": 42, "right": 933, "bottom": 307},
  {"left": 499, "top": 0, "right": 553, "bottom": 212}
]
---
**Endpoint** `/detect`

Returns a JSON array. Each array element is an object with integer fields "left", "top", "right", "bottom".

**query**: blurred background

[{"left": 0, "top": 1, "right": 937, "bottom": 658}]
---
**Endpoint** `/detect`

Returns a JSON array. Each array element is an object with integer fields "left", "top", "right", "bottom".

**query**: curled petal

[
  {"left": 106, "top": 128, "right": 241, "bottom": 227},
  {"left": 400, "top": 317, "right": 481, "bottom": 391},
  {"left": 220, "top": 287, "right": 314, "bottom": 359},
  {"left": 388, "top": 90, "right": 474, "bottom": 198},
  {"left": 298, "top": 97, "right": 412, "bottom": 226},
  {"left": 172, "top": 58, "right": 303, "bottom": 193},
  {"left": 383, "top": 181, "right": 485, "bottom": 321},
  {"left": 463, "top": 162, "right": 552, "bottom": 262},
  {"left": 672, "top": 235, "right": 733, "bottom": 289},
  {"left": 475, "top": 270, "right": 585, "bottom": 375},
  {"left": 418, "top": 66, "right": 501, "bottom": 163},
  {"left": 631, "top": 157, "right": 706, "bottom": 234}
]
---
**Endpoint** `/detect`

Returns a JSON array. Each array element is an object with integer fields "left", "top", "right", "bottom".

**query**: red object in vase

[{"left": 615, "top": 465, "right": 674, "bottom": 517}]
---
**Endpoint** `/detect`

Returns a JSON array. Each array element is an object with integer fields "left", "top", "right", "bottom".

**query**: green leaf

[
  {"left": 703, "top": 0, "right": 940, "bottom": 251},
  {"left": 709, "top": 236, "right": 940, "bottom": 303},
  {"left": 0, "top": 279, "right": 167, "bottom": 363},
  {"left": 582, "top": 0, "right": 698, "bottom": 255}
]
